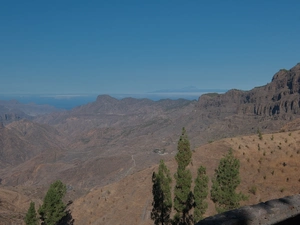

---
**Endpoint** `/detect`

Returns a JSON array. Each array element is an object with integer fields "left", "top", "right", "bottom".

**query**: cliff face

[{"left": 197, "top": 63, "right": 300, "bottom": 119}]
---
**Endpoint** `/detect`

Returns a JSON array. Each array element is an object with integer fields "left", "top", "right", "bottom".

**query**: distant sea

[{"left": 0, "top": 92, "right": 226, "bottom": 110}]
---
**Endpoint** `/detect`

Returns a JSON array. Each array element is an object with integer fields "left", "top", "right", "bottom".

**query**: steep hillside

[
  {"left": 3, "top": 63, "right": 299, "bottom": 190},
  {"left": 0, "top": 187, "right": 32, "bottom": 224},
  {"left": 197, "top": 63, "right": 300, "bottom": 118},
  {"left": 2, "top": 63, "right": 300, "bottom": 224},
  {"left": 0, "top": 121, "right": 62, "bottom": 168},
  {"left": 3, "top": 129, "right": 300, "bottom": 224},
  {"left": 70, "top": 129, "right": 300, "bottom": 225},
  {"left": 0, "top": 120, "right": 66, "bottom": 184}
]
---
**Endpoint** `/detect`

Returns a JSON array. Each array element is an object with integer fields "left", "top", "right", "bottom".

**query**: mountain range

[
  {"left": 0, "top": 63, "right": 300, "bottom": 224},
  {"left": 149, "top": 86, "right": 227, "bottom": 93}
]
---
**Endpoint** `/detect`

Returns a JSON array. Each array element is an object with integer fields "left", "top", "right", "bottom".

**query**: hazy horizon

[
  {"left": 1, "top": 1, "right": 299, "bottom": 95},
  {"left": 0, "top": 87, "right": 227, "bottom": 109}
]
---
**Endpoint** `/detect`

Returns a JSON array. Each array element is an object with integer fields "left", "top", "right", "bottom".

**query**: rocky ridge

[
  {"left": 1, "top": 63, "right": 300, "bottom": 224},
  {"left": 2, "top": 63, "right": 300, "bottom": 190},
  {"left": 198, "top": 63, "right": 300, "bottom": 118}
]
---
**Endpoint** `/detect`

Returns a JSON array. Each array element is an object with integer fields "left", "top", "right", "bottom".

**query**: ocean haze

[
  {"left": 1, "top": 2, "right": 299, "bottom": 95},
  {"left": 1, "top": 1, "right": 300, "bottom": 224},
  {"left": 1, "top": 63, "right": 300, "bottom": 224},
  {"left": 0, "top": 88, "right": 226, "bottom": 109}
]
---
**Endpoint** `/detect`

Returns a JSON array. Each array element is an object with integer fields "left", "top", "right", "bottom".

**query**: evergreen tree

[
  {"left": 151, "top": 160, "right": 172, "bottom": 225},
  {"left": 193, "top": 166, "right": 209, "bottom": 223},
  {"left": 211, "top": 149, "right": 247, "bottom": 213},
  {"left": 175, "top": 127, "right": 192, "bottom": 169},
  {"left": 25, "top": 201, "right": 38, "bottom": 225},
  {"left": 173, "top": 127, "right": 194, "bottom": 225},
  {"left": 39, "top": 180, "right": 67, "bottom": 225}
]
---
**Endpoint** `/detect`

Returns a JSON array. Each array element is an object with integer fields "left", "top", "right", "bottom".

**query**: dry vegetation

[
  {"left": 1, "top": 129, "right": 300, "bottom": 224},
  {"left": 0, "top": 186, "right": 42, "bottom": 224},
  {"left": 68, "top": 130, "right": 300, "bottom": 225}
]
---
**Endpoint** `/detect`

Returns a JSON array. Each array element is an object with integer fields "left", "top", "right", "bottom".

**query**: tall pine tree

[
  {"left": 193, "top": 166, "right": 209, "bottom": 222},
  {"left": 211, "top": 149, "right": 247, "bottom": 213},
  {"left": 25, "top": 201, "right": 38, "bottom": 225},
  {"left": 175, "top": 127, "right": 192, "bottom": 169},
  {"left": 173, "top": 127, "right": 194, "bottom": 225},
  {"left": 151, "top": 160, "right": 172, "bottom": 225},
  {"left": 39, "top": 180, "right": 67, "bottom": 225}
]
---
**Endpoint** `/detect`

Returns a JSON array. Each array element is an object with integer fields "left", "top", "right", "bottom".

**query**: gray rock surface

[{"left": 195, "top": 195, "right": 300, "bottom": 225}]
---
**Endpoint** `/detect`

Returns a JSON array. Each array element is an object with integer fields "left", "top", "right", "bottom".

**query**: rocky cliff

[{"left": 197, "top": 63, "right": 300, "bottom": 120}]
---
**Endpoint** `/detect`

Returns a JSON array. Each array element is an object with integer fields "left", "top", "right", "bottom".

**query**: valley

[{"left": 0, "top": 63, "right": 300, "bottom": 224}]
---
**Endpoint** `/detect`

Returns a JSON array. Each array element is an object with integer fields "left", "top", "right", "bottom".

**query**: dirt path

[{"left": 125, "top": 155, "right": 136, "bottom": 176}]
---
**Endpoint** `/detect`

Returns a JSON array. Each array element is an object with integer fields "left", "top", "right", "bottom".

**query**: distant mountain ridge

[
  {"left": 150, "top": 86, "right": 227, "bottom": 93},
  {"left": 1, "top": 63, "right": 300, "bottom": 224},
  {"left": 0, "top": 99, "right": 61, "bottom": 125},
  {"left": 0, "top": 63, "right": 293, "bottom": 188}
]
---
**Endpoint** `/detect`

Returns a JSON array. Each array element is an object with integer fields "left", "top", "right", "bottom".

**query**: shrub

[
  {"left": 248, "top": 186, "right": 257, "bottom": 195},
  {"left": 257, "top": 129, "right": 263, "bottom": 140}
]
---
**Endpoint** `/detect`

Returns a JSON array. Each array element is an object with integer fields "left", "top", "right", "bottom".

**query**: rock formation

[{"left": 197, "top": 63, "right": 300, "bottom": 120}]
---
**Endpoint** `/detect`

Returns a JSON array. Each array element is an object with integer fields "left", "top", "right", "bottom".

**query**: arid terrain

[{"left": 0, "top": 63, "right": 300, "bottom": 224}]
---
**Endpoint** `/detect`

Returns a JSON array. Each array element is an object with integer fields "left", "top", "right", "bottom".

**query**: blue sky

[{"left": 0, "top": 1, "right": 299, "bottom": 95}]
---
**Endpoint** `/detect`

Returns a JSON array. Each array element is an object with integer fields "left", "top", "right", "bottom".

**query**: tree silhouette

[
  {"left": 193, "top": 166, "right": 209, "bottom": 222},
  {"left": 25, "top": 201, "right": 38, "bottom": 225},
  {"left": 151, "top": 160, "right": 172, "bottom": 225},
  {"left": 173, "top": 127, "right": 194, "bottom": 225}
]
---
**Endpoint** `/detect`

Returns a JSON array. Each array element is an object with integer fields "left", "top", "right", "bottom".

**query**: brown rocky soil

[
  {"left": 1, "top": 63, "right": 300, "bottom": 224},
  {"left": 70, "top": 129, "right": 300, "bottom": 225}
]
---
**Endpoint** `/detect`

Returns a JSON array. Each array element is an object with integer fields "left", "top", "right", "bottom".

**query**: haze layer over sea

[{"left": 0, "top": 91, "right": 226, "bottom": 110}]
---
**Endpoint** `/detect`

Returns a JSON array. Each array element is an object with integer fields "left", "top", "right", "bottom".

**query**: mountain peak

[
  {"left": 292, "top": 62, "right": 300, "bottom": 71},
  {"left": 96, "top": 95, "right": 119, "bottom": 104},
  {"left": 271, "top": 63, "right": 300, "bottom": 82}
]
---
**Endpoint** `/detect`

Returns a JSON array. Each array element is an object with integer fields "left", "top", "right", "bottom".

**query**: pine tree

[
  {"left": 193, "top": 166, "right": 209, "bottom": 223},
  {"left": 151, "top": 160, "right": 172, "bottom": 225},
  {"left": 211, "top": 149, "right": 247, "bottom": 213},
  {"left": 173, "top": 127, "right": 194, "bottom": 225},
  {"left": 175, "top": 127, "right": 192, "bottom": 169},
  {"left": 39, "top": 180, "right": 67, "bottom": 225},
  {"left": 25, "top": 202, "right": 38, "bottom": 225}
]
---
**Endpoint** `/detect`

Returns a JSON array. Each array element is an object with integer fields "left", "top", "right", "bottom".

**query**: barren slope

[
  {"left": 0, "top": 99, "right": 60, "bottom": 125},
  {"left": 3, "top": 64, "right": 300, "bottom": 192},
  {"left": 70, "top": 129, "right": 300, "bottom": 225},
  {"left": 2, "top": 64, "right": 300, "bottom": 224}
]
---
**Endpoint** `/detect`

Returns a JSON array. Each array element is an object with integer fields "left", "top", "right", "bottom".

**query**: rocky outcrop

[
  {"left": 197, "top": 63, "right": 300, "bottom": 120},
  {"left": 195, "top": 195, "right": 300, "bottom": 225}
]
